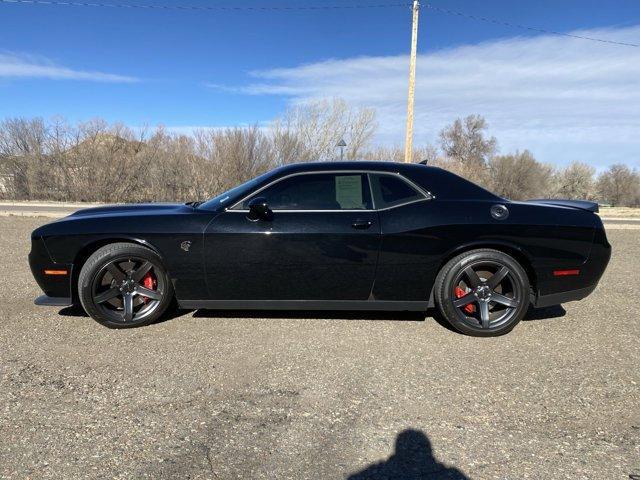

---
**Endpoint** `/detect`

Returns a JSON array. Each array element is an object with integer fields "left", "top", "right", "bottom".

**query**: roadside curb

[
  {"left": 0, "top": 211, "right": 70, "bottom": 219},
  {"left": 0, "top": 201, "right": 102, "bottom": 208}
]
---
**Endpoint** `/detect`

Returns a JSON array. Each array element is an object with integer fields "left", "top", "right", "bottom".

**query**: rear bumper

[
  {"left": 534, "top": 226, "right": 610, "bottom": 308},
  {"left": 35, "top": 295, "right": 73, "bottom": 307},
  {"left": 533, "top": 284, "right": 597, "bottom": 308}
]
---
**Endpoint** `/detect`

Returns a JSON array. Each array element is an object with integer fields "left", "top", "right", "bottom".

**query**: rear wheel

[
  {"left": 434, "top": 249, "right": 530, "bottom": 337},
  {"left": 78, "top": 243, "right": 173, "bottom": 328}
]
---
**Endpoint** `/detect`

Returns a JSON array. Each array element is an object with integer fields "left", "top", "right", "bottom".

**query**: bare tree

[
  {"left": 597, "top": 164, "right": 640, "bottom": 206},
  {"left": 2, "top": 110, "right": 633, "bottom": 208},
  {"left": 193, "top": 126, "right": 273, "bottom": 194},
  {"left": 555, "top": 161, "right": 596, "bottom": 200},
  {"left": 487, "top": 150, "right": 555, "bottom": 200},
  {"left": 360, "top": 144, "right": 439, "bottom": 164},
  {"left": 439, "top": 115, "right": 497, "bottom": 168},
  {"left": 272, "top": 98, "right": 377, "bottom": 161},
  {"left": 0, "top": 118, "right": 47, "bottom": 199}
]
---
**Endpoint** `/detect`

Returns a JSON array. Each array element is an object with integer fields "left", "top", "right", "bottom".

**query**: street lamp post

[{"left": 337, "top": 139, "right": 347, "bottom": 161}]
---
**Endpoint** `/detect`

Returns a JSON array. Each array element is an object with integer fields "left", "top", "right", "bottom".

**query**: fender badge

[{"left": 180, "top": 241, "right": 192, "bottom": 252}]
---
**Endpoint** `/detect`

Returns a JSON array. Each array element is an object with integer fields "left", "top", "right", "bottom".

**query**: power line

[
  {"left": 1, "top": 0, "right": 637, "bottom": 48},
  {"left": 0, "top": 0, "right": 412, "bottom": 11},
  {"left": 424, "top": 4, "right": 639, "bottom": 48}
]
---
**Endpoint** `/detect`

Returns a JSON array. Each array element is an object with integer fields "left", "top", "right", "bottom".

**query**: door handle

[{"left": 352, "top": 220, "right": 373, "bottom": 230}]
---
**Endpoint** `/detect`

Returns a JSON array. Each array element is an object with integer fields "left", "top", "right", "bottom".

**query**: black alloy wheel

[
  {"left": 78, "top": 243, "right": 174, "bottom": 328},
  {"left": 434, "top": 249, "right": 530, "bottom": 336}
]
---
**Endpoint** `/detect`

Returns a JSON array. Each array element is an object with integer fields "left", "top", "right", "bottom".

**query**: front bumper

[
  {"left": 35, "top": 295, "right": 73, "bottom": 307},
  {"left": 29, "top": 236, "right": 73, "bottom": 299}
]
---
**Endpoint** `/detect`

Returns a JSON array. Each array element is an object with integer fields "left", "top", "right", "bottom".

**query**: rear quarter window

[{"left": 369, "top": 173, "right": 426, "bottom": 209}]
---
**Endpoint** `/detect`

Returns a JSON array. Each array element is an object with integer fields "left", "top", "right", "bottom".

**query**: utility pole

[{"left": 404, "top": 0, "right": 420, "bottom": 163}]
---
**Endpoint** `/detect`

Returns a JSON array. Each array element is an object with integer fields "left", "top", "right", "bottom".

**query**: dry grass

[{"left": 598, "top": 206, "right": 640, "bottom": 217}]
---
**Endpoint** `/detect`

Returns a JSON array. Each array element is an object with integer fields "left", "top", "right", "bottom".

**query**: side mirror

[{"left": 247, "top": 197, "right": 272, "bottom": 221}]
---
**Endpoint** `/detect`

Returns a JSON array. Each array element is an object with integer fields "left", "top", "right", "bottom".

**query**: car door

[
  {"left": 366, "top": 172, "right": 434, "bottom": 302},
  {"left": 203, "top": 171, "right": 380, "bottom": 301}
]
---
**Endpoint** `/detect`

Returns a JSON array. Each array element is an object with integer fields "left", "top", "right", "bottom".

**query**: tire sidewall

[
  {"left": 436, "top": 249, "right": 530, "bottom": 337},
  {"left": 78, "top": 243, "right": 173, "bottom": 328}
]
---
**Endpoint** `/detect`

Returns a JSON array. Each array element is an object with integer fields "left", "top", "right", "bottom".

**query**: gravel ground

[{"left": 0, "top": 217, "right": 638, "bottom": 480}]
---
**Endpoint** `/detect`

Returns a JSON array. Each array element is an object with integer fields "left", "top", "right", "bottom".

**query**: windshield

[{"left": 199, "top": 170, "right": 275, "bottom": 211}]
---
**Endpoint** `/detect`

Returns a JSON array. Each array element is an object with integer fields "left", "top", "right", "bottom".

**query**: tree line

[{"left": 0, "top": 99, "right": 638, "bottom": 206}]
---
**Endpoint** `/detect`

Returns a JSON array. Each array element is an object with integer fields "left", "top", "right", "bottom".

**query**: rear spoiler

[{"left": 527, "top": 199, "right": 599, "bottom": 213}]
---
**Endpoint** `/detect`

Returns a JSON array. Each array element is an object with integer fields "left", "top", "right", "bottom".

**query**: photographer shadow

[{"left": 347, "top": 429, "right": 470, "bottom": 480}]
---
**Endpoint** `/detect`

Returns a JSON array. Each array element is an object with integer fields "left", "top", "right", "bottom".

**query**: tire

[
  {"left": 434, "top": 249, "right": 530, "bottom": 337},
  {"left": 78, "top": 242, "right": 174, "bottom": 328}
]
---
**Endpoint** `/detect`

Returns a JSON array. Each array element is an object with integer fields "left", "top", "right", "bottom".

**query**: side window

[
  {"left": 239, "top": 173, "right": 373, "bottom": 210},
  {"left": 369, "top": 173, "right": 426, "bottom": 209}
]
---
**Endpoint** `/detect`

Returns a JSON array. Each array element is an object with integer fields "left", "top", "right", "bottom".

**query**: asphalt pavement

[{"left": 0, "top": 216, "right": 638, "bottom": 479}]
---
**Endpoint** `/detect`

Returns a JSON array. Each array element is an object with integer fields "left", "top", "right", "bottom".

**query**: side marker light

[
  {"left": 553, "top": 269, "right": 580, "bottom": 276},
  {"left": 44, "top": 270, "right": 68, "bottom": 275}
]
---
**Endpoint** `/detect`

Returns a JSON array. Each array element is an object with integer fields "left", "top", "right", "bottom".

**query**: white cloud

[
  {"left": 202, "top": 82, "right": 244, "bottom": 94},
  {"left": 158, "top": 123, "right": 272, "bottom": 136},
  {"left": 163, "top": 125, "right": 227, "bottom": 135},
  {"left": 238, "top": 26, "right": 640, "bottom": 168},
  {"left": 0, "top": 52, "right": 138, "bottom": 83}
]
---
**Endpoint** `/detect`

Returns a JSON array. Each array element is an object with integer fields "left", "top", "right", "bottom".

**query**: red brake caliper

[
  {"left": 141, "top": 272, "right": 157, "bottom": 303},
  {"left": 455, "top": 286, "right": 476, "bottom": 314}
]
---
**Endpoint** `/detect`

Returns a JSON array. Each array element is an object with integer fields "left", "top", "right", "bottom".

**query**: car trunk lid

[{"left": 526, "top": 199, "right": 599, "bottom": 213}]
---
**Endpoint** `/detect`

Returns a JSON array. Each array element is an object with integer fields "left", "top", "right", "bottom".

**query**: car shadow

[
  {"left": 347, "top": 428, "right": 470, "bottom": 479},
  {"left": 57, "top": 302, "right": 192, "bottom": 324},
  {"left": 192, "top": 305, "right": 566, "bottom": 324},
  {"left": 57, "top": 303, "right": 566, "bottom": 329},
  {"left": 430, "top": 304, "right": 567, "bottom": 334},
  {"left": 58, "top": 305, "right": 89, "bottom": 317},
  {"left": 192, "top": 309, "right": 427, "bottom": 322},
  {"left": 523, "top": 304, "right": 566, "bottom": 321}
]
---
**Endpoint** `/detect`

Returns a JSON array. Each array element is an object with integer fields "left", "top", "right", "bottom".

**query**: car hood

[{"left": 68, "top": 202, "right": 190, "bottom": 218}]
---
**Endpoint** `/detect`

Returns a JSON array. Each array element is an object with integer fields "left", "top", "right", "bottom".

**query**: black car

[{"left": 29, "top": 161, "right": 611, "bottom": 336}]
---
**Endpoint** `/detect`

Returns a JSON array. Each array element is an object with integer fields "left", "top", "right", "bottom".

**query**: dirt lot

[{"left": 0, "top": 217, "right": 638, "bottom": 480}]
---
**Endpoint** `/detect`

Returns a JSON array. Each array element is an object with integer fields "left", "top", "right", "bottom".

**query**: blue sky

[{"left": 1, "top": 0, "right": 639, "bottom": 168}]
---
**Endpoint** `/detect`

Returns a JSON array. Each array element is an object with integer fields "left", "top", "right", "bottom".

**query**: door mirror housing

[{"left": 247, "top": 197, "right": 272, "bottom": 221}]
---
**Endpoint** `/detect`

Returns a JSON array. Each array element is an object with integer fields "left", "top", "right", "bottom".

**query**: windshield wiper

[{"left": 185, "top": 201, "right": 203, "bottom": 208}]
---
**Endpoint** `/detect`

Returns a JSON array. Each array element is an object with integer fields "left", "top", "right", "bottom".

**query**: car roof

[
  {"left": 272, "top": 161, "right": 437, "bottom": 175},
  {"left": 269, "top": 161, "right": 502, "bottom": 202}
]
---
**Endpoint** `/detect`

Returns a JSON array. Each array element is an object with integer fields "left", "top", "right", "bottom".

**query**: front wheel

[
  {"left": 78, "top": 243, "right": 174, "bottom": 328},
  {"left": 434, "top": 249, "right": 530, "bottom": 337}
]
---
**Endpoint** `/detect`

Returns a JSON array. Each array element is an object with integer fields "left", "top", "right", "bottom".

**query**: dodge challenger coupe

[{"left": 29, "top": 161, "right": 611, "bottom": 336}]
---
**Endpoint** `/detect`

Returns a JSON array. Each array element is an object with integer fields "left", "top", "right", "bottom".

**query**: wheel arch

[
  {"left": 70, "top": 237, "right": 165, "bottom": 304},
  {"left": 427, "top": 240, "right": 537, "bottom": 307}
]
